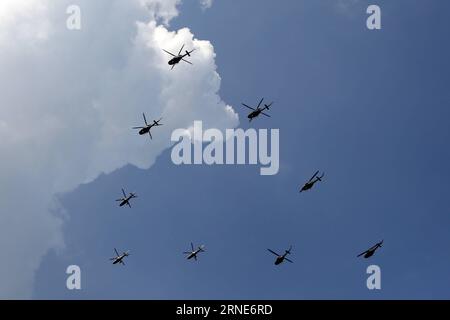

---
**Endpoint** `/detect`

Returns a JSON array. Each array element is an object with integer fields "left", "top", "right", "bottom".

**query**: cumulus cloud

[{"left": 0, "top": 0, "right": 237, "bottom": 298}]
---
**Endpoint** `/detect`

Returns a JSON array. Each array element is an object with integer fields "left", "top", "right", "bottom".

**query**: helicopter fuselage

[
  {"left": 187, "top": 251, "right": 202, "bottom": 260},
  {"left": 119, "top": 195, "right": 135, "bottom": 206},
  {"left": 187, "top": 248, "right": 203, "bottom": 260},
  {"left": 112, "top": 255, "right": 126, "bottom": 264},
  {"left": 248, "top": 109, "right": 261, "bottom": 120},
  {"left": 301, "top": 182, "right": 314, "bottom": 192},
  {"left": 274, "top": 253, "right": 290, "bottom": 265},
  {"left": 119, "top": 199, "right": 130, "bottom": 207},
  {"left": 169, "top": 56, "right": 183, "bottom": 65},
  {"left": 187, "top": 253, "right": 196, "bottom": 260},
  {"left": 138, "top": 126, "right": 151, "bottom": 135}
]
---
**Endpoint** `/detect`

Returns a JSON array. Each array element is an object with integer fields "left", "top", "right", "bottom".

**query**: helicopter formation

[{"left": 108, "top": 43, "right": 382, "bottom": 272}]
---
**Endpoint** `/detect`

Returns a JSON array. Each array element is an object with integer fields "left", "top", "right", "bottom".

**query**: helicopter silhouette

[
  {"left": 132, "top": 113, "right": 163, "bottom": 140},
  {"left": 163, "top": 44, "right": 195, "bottom": 70},
  {"left": 267, "top": 246, "right": 293, "bottom": 265},
  {"left": 357, "top": 240, "right": 383, "bottom": 259},
  {"left": 241, "top": 98, "right": 273, "bottom": 122},
  {"left": 299, "top": 171, "right": 324, "bottom": 193},
  {"left": 115, "top": 188, "right": 137, "bottom": 208}
]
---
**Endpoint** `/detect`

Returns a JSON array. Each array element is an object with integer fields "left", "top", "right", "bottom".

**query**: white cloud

[
  {"left": 199, "top": 0, "right": 213, "bottom": 11},
  {"left": 0, "top": 0, "right": 237, "bottom": 298}
]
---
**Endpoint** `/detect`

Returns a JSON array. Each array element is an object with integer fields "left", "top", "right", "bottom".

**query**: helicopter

[
  {"left": 115, "top": 188, "right": 137, "bottom": 208},
  {"left": 241, "top": 98, "right": 273, "bottom": 122},
  {"left": 109, "top": 248, "right": 130, "bottom": 265},
  {"left": 183, "top": 242, "right": 205, "bottom": 261},
  {"left": 267, "top": 246, "right": 293, "bottom": 265},
  {"left": 299, "top": 171, "right": 324, "bottom": 193},
  {"left": 132, "top": 113, "right": 163, "bottom": 140},
  {"left": 357, "top": 240, "right": 383, "bottom": 259},
  {"left": 163, "top": 44, "right": 195, "bottom": 70}
]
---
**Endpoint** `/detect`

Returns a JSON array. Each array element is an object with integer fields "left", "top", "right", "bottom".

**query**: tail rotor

[
  {"left": 317, "top": 172, "right": 325, "bottom": 181},
  {"left": 264, "top": 102, "right": 273, "bottom": 110},
  {"left": 186, "top": 49, "right": 195, "bottom": 57}
]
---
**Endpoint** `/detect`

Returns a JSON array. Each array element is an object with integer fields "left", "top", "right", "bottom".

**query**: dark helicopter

[
  {"left": 163, "top": 44, "right": 195, "bottom": 70},
  {"left": 241, "top": 98, "right": 273, "bottom": 122},
  {"left": 132, "top": 113, "right": 162, "bottom": 140},
  {"left": 183, "top": 242, "right": 205, "bottom": 261},
  {"left": 267, "top": 246, "right": 293, "bottom": 265},
  {"left": 109, "top": 248, "right": 130, "bottom": 265},
  {"left": 357, "top": 240, "right": 383, "bottom": 259},
  {"left": 299, "top": 171, "right": 324, "bottom": 193},
  {"left": 115, "top": 188, "right": 137, "bottom": 208}
]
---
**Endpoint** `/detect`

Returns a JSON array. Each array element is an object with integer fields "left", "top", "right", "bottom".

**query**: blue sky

[{"left": 32, "top": 0, "right": 450, "bottom": 299}]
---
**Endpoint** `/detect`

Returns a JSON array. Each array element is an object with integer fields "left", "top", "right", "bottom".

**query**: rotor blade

[
  {"left": 267, "top": 249, "right": 280, "bottom": 257},
  {"left": 194, "top": 255, "right": 197, "bottom": 261},
  {"left": 261, "top": 112, "right": 271, "bottom": 117},
  {"left": 163, "top": 49, "right": 176, "bottom": 57},
  {"left": 122, "top": 188, "right": 126, "bottom": 197},
  {"left": 114, "top": 248, "right": 119, "bottom": 256},
  {"left": 178, "top": 44, "right": 185, "bottom": 56},
  {"left": 148, "top": 131, "right": 152, "bottom": 140},
  {"left": 132, "top": 127, "right": 145, "bottom": 129},
  {"left": 171, "top": 64, "right": 176, "bottom": 70},
  {"left": 127, "top": 201, "right": 131, "bottom": 208},
  {"left": 285, "top": 257, "right": 294, "bottom": 263},
  {"left": 256, "top": 98, "right": 264, "bottom": 109},
  {"left": 191, "top": 242, "right": 194, "bottom": 251},
  {"left": 143, "top": 113, "right": 148, "bottom": 126},
  {"left": 181, "top": 58, "right": 193, "bottom": 65},
  {"left": 183, "top": 252, "right": 191, "bottom": 254},
  {"left": 308, "top": 171, "right": 319, "bottom": 182},
  {"left": 121, "top": 260, "right": 125, "bottom": 266},
  {"left": 242, "top": 103, "right": 256, "bottom": 111}
]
